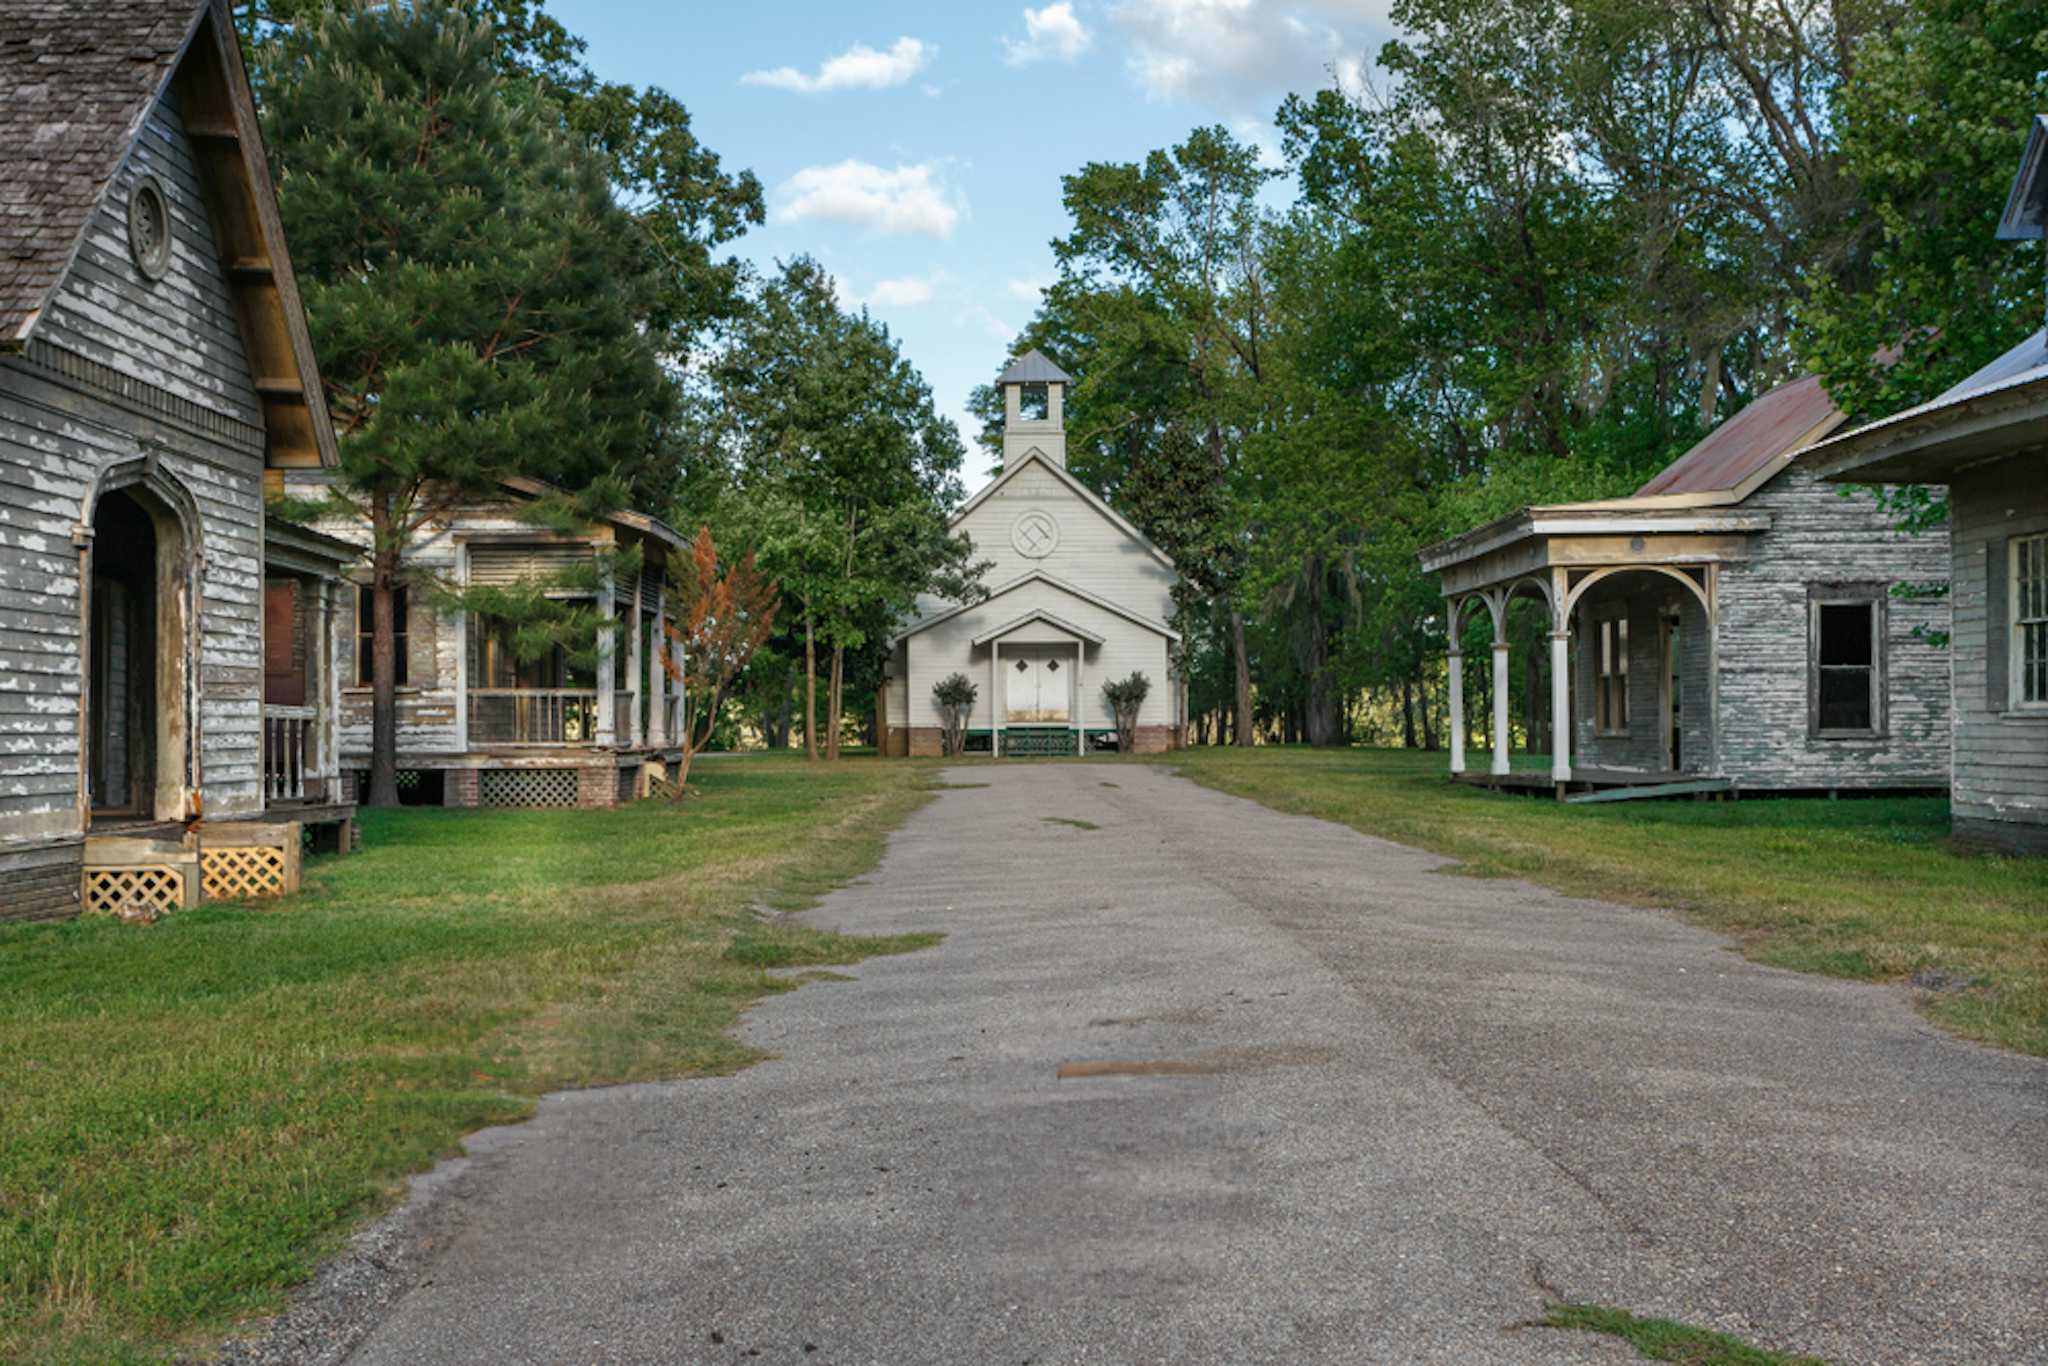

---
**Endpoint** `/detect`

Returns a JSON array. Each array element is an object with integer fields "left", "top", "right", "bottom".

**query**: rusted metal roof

[
  {"left": 0, "top": 0, "right": 204, "bottom": 346},
  {"left": 1635, "top": 374, "right": 1843, "bottom": 497}
]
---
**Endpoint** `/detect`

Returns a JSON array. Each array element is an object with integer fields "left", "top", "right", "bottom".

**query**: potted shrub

[
  {"left": 933, "top": 673, "right": 979, "bottom": 757},
  {"left": 1100, "top": 671, "right": 1150, "bottom": 754}
]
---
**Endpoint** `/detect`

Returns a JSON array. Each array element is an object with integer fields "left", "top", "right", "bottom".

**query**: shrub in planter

[
  {"left": 933, "top": 673, "right": 979, "bottom": 757},
  {"left": 1100, "top": 671, "right": 1151, "bottom": 753}
]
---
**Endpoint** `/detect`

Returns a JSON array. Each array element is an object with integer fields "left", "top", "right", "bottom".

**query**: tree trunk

[
  {"left": 803, "top": 616, "right": 818, "bottom": 761},
  {"left": 1420, "top": 670, "right": 1438, "bottom": 751},
  {"left": 366, "top": 498, "right": 402, "bottom": 808},
  {"left": 826, "top": 644, "right": 844, "bottom": 761},
  {"left": 1401, "top": 677, "right": 1417, "bottom": 749},
  {"left": 1230, "top": 608, "right": 1252, "bottom": 746}
]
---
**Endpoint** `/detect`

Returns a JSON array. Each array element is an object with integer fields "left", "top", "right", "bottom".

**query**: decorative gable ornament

[
  {"left": 127, "top": 175, "right": 172, "bottom": 280},
  {"left": 1011, "top": 509, "right": 1059, "bottom": 558}
]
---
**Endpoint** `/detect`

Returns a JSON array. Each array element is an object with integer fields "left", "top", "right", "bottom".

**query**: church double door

[{"left": 1004, "top": 647, "right": 1071, "bottom": 724}]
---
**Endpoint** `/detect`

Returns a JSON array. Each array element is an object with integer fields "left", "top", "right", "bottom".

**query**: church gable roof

[
  {"left": 952, "top": 448, "right": 1176, "bottom": 572},
  {"left": 894, "top": 570, "right": 1179, "bottom": 644}
]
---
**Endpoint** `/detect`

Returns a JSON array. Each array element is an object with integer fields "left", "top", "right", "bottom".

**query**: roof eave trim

[{"left": 894, "top": 570, "right": 1179, "bottom": 644}]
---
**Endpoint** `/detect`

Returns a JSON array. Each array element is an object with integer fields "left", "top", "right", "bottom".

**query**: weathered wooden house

[
  {"left": 0, "top": 0, "right": 359, "bottom": 921},
  {"left": 277, "top": 473, "right": 689, "bottom": 807},
  {"left": 882, "top": 351, "right": 1186, "bottom": 756},
  {"left": 1804, "top": 118, "right": 2048, "bottom": 854},
  {"left": 1418, "top": 373, "right": 1951, "bottom": 798}
]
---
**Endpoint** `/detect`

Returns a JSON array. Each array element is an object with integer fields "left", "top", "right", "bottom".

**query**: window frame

[
  {"left": 1807, "top": 582, "right": 1887, "bottom": 740},
  {"left": 1592, "top": 612, "right": 1629, "bottom": 737},
  {"left": 2013, "top": 532, "right": 2048, "bottom": 713},
  {"left": 354, "top": 582, "right": 409, "bottom": 689}
]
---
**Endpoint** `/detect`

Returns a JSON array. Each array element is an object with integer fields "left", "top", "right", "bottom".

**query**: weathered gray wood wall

[
  {"left": 1714, "top": 465, "right": 1949, "bottom": 789},
  {"left": 1564, "top": 466, "right": 1949, "bottom": 789},
  {"left": 0, "top": 91, "right": 268, "bottom": 921},
  {"left": 1948, "top": 452, "right": 2048, "bottom": 852}
]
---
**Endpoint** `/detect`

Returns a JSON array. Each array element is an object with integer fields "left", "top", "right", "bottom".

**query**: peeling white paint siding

[
  {"left": 1, "top": 88, "right": 274, "bottom": 915},
  {"left": 1949, "top": 453, "right": 2048, "bottom": 842}
]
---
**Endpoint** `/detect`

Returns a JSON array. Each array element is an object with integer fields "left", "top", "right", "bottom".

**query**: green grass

[
  {"left": 0, "top": 756, "right": 942, "bottom": 1364},
  {"left": 1162, "top": 748, "right": 2048, "bottom": 1055},
  {"left": 1541, "top": 1303, "right": 1827, "bottom": 1365},
  {"left": 1043, "top": 815, "right": 1102, "bottom": 830}
]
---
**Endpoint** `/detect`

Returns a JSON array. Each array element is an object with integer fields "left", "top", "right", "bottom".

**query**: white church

[{"left": 882, "top": 351, "right": 1186, "bottom": 756}]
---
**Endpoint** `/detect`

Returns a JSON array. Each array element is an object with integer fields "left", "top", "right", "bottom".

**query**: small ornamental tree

[
  {"left": 932, "top": 673, "right": 979, "bottom": 757},
  {"left": 661, "top": 527, "right": 780, "bottom": 796},
  {"left": 1101, "top": 671, "right": 1151, "bottom": 753}
]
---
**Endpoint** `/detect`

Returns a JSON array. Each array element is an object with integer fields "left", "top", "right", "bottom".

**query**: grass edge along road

[
  {"left": 0, "top": 755, "right": 942, "bottom": 1365},
  {"left": 1162, "top": 747, "right": 2048, "bottom": 1058}
]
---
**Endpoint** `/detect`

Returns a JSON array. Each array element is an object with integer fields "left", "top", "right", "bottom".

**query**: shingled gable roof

[
  {"left": 0, "top": 0, "right": 337, "bottom": 467},
  {"left": 996, "top": 348, "right": 1072, "bottom": 385}
]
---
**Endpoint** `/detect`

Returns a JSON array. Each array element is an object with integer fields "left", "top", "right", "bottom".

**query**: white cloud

[
  {"left": 1005, "top": 276, "right": 1052, "bottom": 306},
  {"left": 743, "top": 37, "right": 935, "bottom": 94},
  {"left": 1109, "top": 0, "right": 1391, "bottom": 106},
  {"left": 1003, "top": 3, "right": 1093, "bottom": 64},
  {"left": 868, "top": 275, "right": 941, "bottom": 308},
  {"left": 773, "top": 161, "right": 963, "bottom": 238}
]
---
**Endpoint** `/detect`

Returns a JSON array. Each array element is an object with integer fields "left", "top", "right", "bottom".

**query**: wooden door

[
  {"left": 264, "top": 581, "right": 306, "bottom": 706},
  {"left": 1005, "top": 648, "right": 1070, "bottom": 723}
]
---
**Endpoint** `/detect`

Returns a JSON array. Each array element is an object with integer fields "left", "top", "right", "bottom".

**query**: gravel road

[{"left": 226, "top": 762, "right": 2047, "bottom": 1365}]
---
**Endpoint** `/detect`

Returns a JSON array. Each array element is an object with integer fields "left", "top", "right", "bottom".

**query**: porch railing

[
  {"left": 468, "top": 689, "right": 602, "bottom": 746},
  {"left": 263, "top": 704, "right": 317, "bottom": 802}
]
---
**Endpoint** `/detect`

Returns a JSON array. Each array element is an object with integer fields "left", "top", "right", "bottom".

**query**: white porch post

[
  {"left": 1491, "top": 635, "right": 1511, "bottom": 777},
  {"left": 651, "top": 570, "right": 669, "bottom": 744},
  {"left": 990, "top": 639, "right": 1001, "bottom": 757},
  {"left": 320, "top": 578, "right": 342, "bottom": 795},
  {"left": 1551, "top": 566, "right": 1571, "bottom": 784},
  {"left": 1446, "top": 596, "right": 1466, "bottom": 774},
  {"left": 623, "top": 571, "right": 643, "bottom": 749},
  {"left": 1075, "top": 644, "right": 1086, "bottom": 755},
  {"left": 595, "top": 577, "right": 616, "bottom": 746}
]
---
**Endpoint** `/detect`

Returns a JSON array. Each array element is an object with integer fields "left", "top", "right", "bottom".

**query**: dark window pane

[
  {"left": 1818, "top": 667, "right": 1872, "bottom": 730},
  {"left": 1818, "top": 602, "right": 1871, "bottom": 667}
]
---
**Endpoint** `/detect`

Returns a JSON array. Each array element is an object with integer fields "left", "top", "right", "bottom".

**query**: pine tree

[{"left": 259, "top": 0, "right": 672, "bottom": 805}]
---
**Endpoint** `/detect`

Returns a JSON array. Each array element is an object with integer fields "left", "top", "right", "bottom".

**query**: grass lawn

[
  {"left": 0, "top": 756, "right": 942, "bottom": 1364},
  {"left": 1162, "top": 747, "right": 2048, "bottom": 1057}
]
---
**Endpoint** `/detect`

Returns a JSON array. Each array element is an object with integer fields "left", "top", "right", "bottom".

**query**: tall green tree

[
  {"left": 713, "top": 259, "right": 986, "bottom": 759},
  {"left": 261, "top": 0, "right": 672, "bottom": 804}
]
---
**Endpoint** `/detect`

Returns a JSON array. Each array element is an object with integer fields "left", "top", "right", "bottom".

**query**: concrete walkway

[{"left": 336, "top": 764, "right": 2045, "bottom": 1365}]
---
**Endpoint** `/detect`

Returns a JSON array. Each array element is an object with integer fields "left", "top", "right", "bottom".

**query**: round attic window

[
  {"left": 1011, "top": 509, "right": 1060, "bottom": 559},
  {"left": 127, "top": 175, "right": 172, "bottom": 280}
]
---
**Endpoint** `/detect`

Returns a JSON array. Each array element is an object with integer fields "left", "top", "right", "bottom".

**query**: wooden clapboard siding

[
  {"left": 35, "top": 94, "right": 262, "bottom": 429},
  {"left": 1570, "top": 580, "right": 1711, "bottom": 775},
  {"left": 1712, "top": 466, "right": 1950, "bottom": 789},
  {"left": 902, "top": 452, "right": 1178, "bottom": 738},
  {"left": 948, "top": 459, "right": 1175, "bottom": 625},
  {"left": 905, "top": 580, "right": 1174, "bottom": 732},
  {"left": 1949, "top": 453, "right": 2048, "bottom": 841}
]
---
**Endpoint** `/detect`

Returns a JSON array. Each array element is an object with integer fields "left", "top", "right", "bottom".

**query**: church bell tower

[{"left": 998, "top": 349, "right": 1072, "bottom": 469}]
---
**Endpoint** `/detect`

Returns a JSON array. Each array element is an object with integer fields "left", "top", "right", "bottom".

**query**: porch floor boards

[{"left": 1453, "top": 767, "right": 1731, "bottom": 801}]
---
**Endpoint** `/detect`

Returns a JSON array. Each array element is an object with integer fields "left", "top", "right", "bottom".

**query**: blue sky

[{"left": 547, "top": 0, "right": 1400, "bottom": 491}]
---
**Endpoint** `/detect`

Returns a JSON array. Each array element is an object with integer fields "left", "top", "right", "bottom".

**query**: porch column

[
  {"left": 1447, "top": 649, "right": 1466, "bottom": 775},
  {"left": 1550, "top": 566, "right": 1571, "bottom": 783},
  {"left": 1075, "top": 645, "right": 1086, "bottom": 755},
  {"left": 320, "top": 578, "right": 342, "bottom": 795},
  {"left": 1491, "top": 638, "right": 1511, "bottom": 776},
  {"left": 623, "top": 579, "right": 643, "bottom": 749},
  {"left": 594, "top": 578, "right": 616, "bottom": 746},
  {"left": 651, "top": 575, "right": 669, "bottom": 744},
  {"left": 991, "top": 639, "right": 1001, "bottom": 757}
]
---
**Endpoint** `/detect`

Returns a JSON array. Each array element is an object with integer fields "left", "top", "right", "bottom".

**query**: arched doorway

[{"left": 86, "top": 478, "right": 192, "bottom": 824}]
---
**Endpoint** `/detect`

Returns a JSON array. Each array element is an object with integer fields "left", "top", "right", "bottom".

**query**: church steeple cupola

[{"left": 998, "top": 348, "right": 1072, "bottom": 468}]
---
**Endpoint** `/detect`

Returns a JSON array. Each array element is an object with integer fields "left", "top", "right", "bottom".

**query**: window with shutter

[{"left": 2015, "top": 533, "right": 2048, "bottom": 709}]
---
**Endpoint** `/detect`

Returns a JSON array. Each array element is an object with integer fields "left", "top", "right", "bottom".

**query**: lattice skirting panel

[
  {"left": 479, "top": 767, "right": 581, "bottom": 808},
  {"left": 201, "top": 847, "right": 289, "bottom": 901},
  {"left": 83, "top": 866, "right": 186, "bottom": 916}
]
